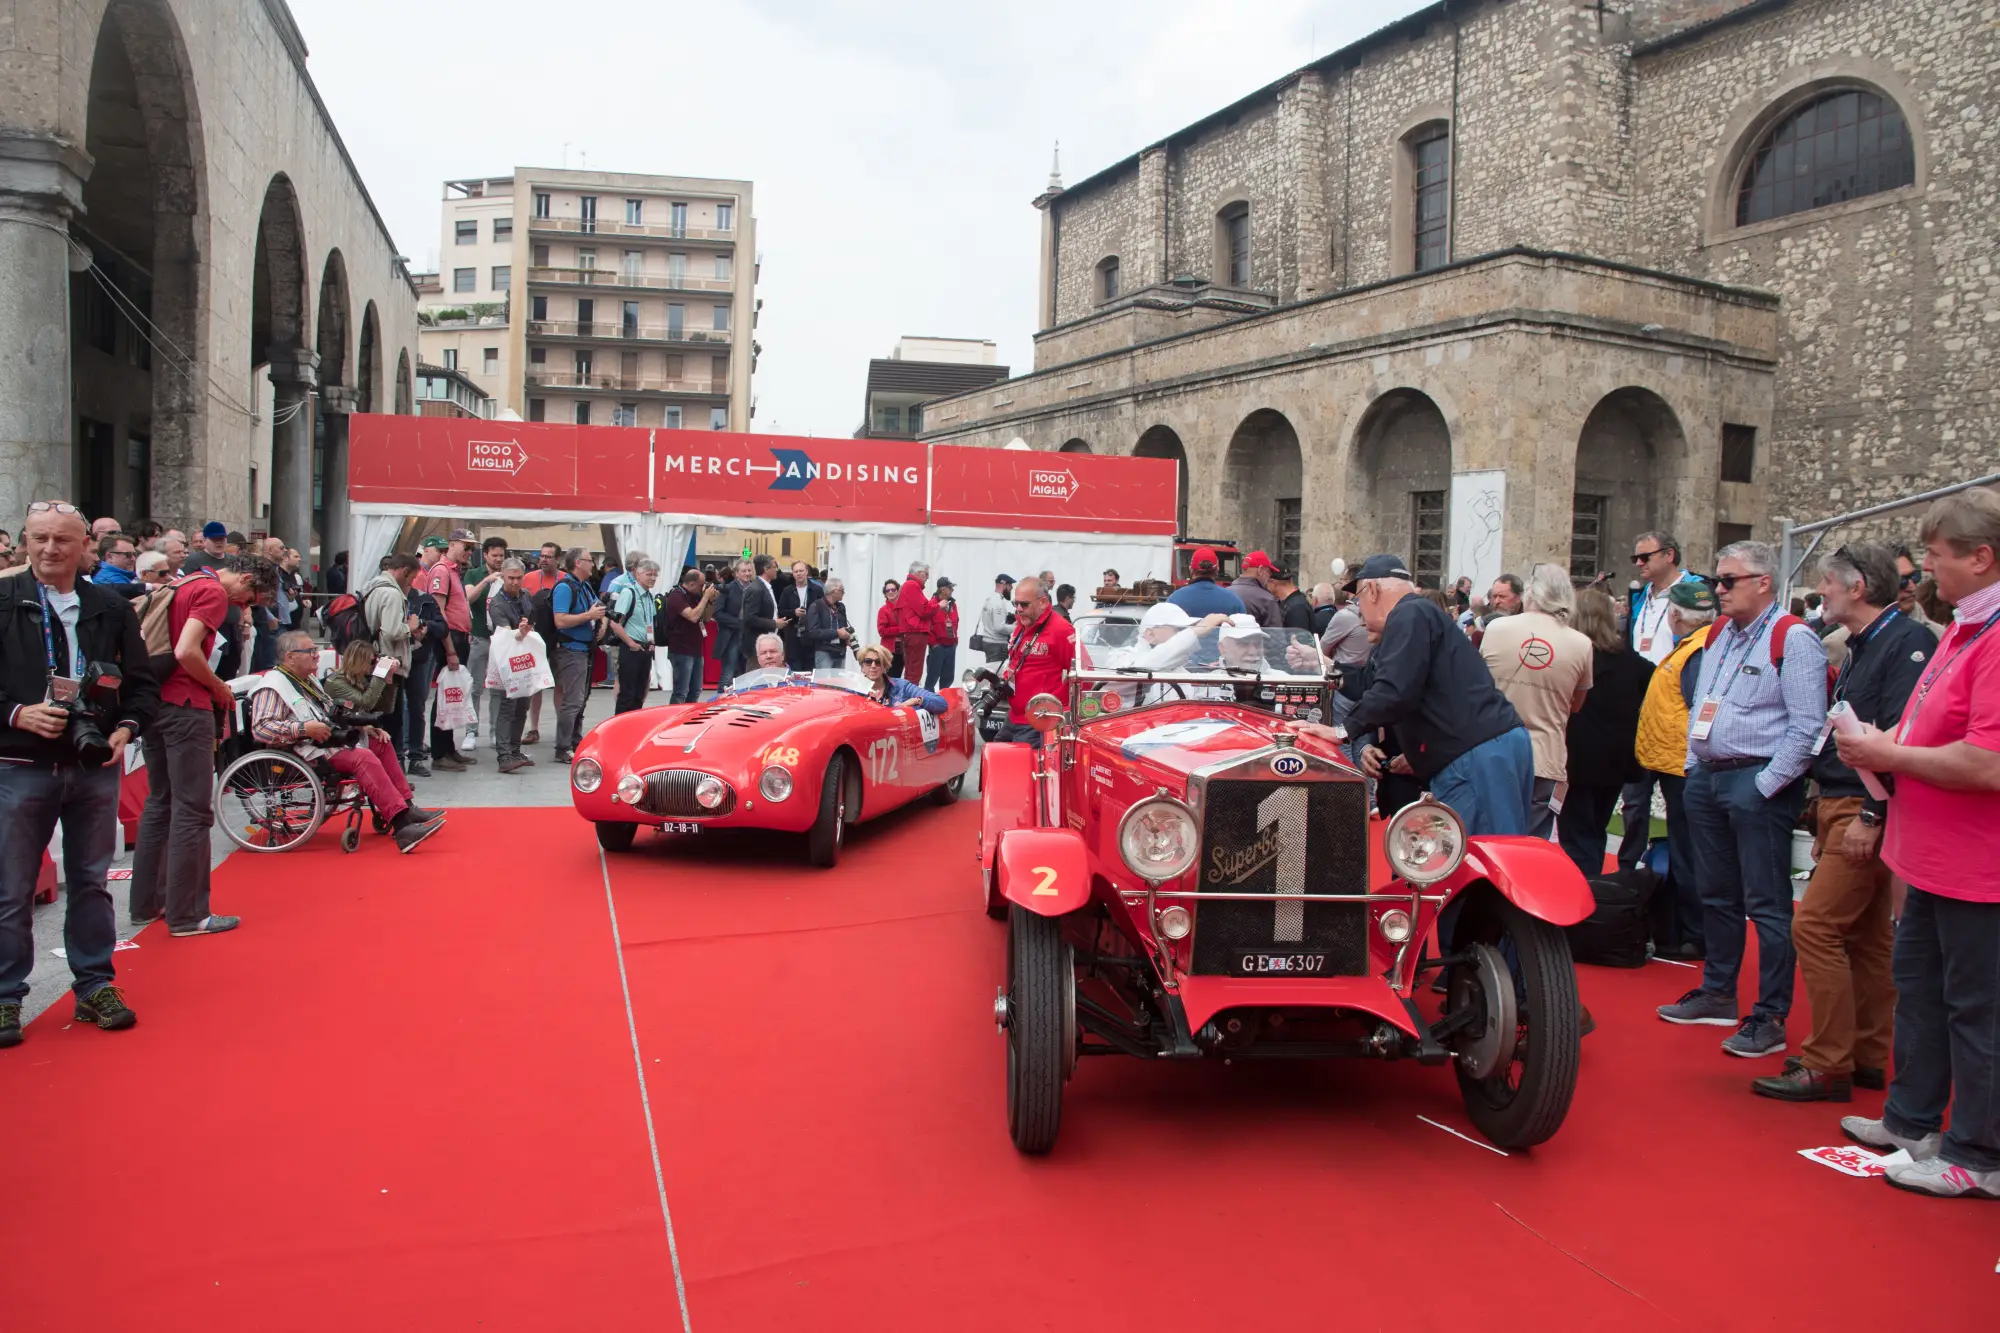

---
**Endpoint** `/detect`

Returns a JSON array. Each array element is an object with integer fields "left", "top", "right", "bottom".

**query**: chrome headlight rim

[
  {"left": 1383, "top": 795, "right": 1467, "bottom": 887},
  {"left": 615, "top": 772, "right": 644, "bottom": 806},
  {"left": 572, "top": 757, "right": 603, "bottom": 793},
  {"left": 759, "top": 765, "right": 793, "bottom": 802},
  {"left": 1116, "top": 795, "right": 1200, "bottom": 883},
  {"left": 694, "top": 774, "right": 729, "bottom": 810}
]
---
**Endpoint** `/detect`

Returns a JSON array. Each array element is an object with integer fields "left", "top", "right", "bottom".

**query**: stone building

[
  {"left": 0, "top": 0, "right": 421, "bottom": 559},
  {"left": 921, "top": 0, "right": 1999, "bottom": 589}
]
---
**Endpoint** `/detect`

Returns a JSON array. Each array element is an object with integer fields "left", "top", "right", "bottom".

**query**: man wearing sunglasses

[
  {"left": 1657, "top": 541, "right": 1827, "bottom": 1059},
  {"left": 1619, "top": 532, "right": 1706, "bottom": 873},
  {"left": 1893, "top": 546, "right": 1946, "bottom": 638}
]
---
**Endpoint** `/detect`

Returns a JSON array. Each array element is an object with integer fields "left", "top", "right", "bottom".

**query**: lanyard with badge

[
  {"left": 1810, "top": 607, "right": 1900, "bottom": 755},
  {"left": 1689, "top": 604, "right": 1777, "bottom": 742},
  {"left": 1637, "top": 587, "right": 1673, "bottom": 656},
  {"left": 1894, "top": 608, "right": 2000, "bottom": 743},
  {"left": 36, "top": 580, "right": 81, "bottom": 683}
]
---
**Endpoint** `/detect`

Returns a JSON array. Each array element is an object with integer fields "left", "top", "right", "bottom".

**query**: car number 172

[{"left": 866, "top": 735, "right": 900, "bottom": 783}]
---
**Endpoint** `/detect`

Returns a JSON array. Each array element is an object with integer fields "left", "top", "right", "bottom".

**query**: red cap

[
  {"left": 1190, "top": 546, "right": 1219, "bottom": 570},
  {"left": 1243, "top": 550, "right": 1274, "bottom": 571}
]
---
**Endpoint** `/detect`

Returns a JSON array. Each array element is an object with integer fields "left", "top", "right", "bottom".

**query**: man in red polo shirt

[
  {"left": 997, "top": 576, "right": 1074, "bottom": 750},
  {"left": 1833, "top": 486, "right": 2000, "bottom": 1199}
]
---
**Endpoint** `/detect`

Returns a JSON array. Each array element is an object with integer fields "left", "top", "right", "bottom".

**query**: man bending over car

[{"left": 249, "top": 632, "right": 446, "bottom": 853}]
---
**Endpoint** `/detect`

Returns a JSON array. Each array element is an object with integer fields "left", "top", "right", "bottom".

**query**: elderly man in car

[{"left": 248, "top": 631, "right": 445, "bottom": 853}]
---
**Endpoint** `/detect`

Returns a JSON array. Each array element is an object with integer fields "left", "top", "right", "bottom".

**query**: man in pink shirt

[{"left": 1833, "top": 486, "right": 2000, "bottom": 1199}]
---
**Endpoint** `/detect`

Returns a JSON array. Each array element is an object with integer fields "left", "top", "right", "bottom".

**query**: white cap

[
  {"left": 1218, "top": 613, "right": 1264, "bottom": 640},
  {"left": 1139, "top": 602, "right": 1193, "bottom": 632}
]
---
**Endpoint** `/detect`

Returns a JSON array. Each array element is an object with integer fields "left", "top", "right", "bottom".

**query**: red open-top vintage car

[
  {"left": 980, "top": 612, "right": 1596, "bottom": 1153},
  {"left": 573, "top": 667, "right": 974, "bottom": 865}
]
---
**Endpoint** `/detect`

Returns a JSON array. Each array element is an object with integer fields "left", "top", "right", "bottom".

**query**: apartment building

[
  {"left": 415, "top": 177, "right": 516, "bottom": 402},
  {"left": 514, "top": 167, "right": 757, "bottom": 431}
]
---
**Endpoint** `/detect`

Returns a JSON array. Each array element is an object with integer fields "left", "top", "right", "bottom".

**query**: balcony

[
  {"left": 528, "top": 266, "right": 736, "bottom": 293},
  {"left": 527, "top": 216, "right": 736, "bottom": 243},
  {"left": 524, "top": 371, "right": 728, "bottom": 397},
  {"left": 527, "top": 319, "right": 733, "bottom": 347}
]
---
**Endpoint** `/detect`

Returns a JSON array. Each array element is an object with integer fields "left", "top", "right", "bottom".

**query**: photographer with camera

[
  {"left": 249, "top": 633, "right": 445, "bottom": 853},
  {"left": 129, "top": 551, "right": 277, "bottom": 938},
  {"left": 1, "top": 501, "right": 158, "bottom": 1048}
]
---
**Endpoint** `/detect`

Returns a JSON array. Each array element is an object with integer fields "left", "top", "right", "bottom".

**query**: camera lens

[{"left": 68, "top": 713, "right": 111, "bottom": 767}]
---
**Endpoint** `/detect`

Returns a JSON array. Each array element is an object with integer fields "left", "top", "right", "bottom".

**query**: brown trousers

[{"left": 1794, "top": 795, "right": 1896, "bottom": 1075}]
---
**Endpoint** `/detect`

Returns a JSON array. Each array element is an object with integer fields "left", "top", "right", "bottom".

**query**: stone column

[
  {"left": 319, "top": 384, "right": 359, "bottom": 571},
  {"left": 266, "top": 344, "right": 319, "bottom": 552},
  {"left": 0, "top": 133, "right": 90, "bottom": 521}
]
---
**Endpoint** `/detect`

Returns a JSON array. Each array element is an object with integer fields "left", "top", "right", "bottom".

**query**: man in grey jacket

[
  {"left": 1229, "top": 551, "right": 1285, "bottom": 628},
  {"left": 362, "top": 552, "right": 420, "bottom": 765}
]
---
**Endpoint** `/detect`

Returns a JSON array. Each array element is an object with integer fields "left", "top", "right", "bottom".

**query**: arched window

[
  {"left": 1097, "top": 255, "right": 1121, "bottom": 302},
  {"left": 1736, "top": 87, "right": 1914, "bottom": 226},
  {"left": 1216, "top": 203, "right": 1251, "bottom": 287},
  {"left": 1408, "top": 122, "right": 1450, "bottom": 271}
]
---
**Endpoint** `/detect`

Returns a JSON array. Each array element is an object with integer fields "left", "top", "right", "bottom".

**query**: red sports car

[
  {"left": 982, "top": 613, "right": 1595, "bottom": 1154},
  {"left": 572, "top": 667, "right": 975, "bottom": 865}
]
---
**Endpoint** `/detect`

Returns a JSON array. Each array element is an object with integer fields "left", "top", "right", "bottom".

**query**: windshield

[
  {"left": 1072, "top": 613, "right": 1325, "bottom": 680},
  {"left": 810, "top": 667, "right": 872, "bottom": 696},
  {"left": 726, "top": 666, "right": 875, "bottom": 696}
]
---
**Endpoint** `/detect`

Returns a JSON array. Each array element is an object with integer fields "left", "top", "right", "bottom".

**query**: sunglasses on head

[
  {"left": 26, "top": 502, "right": 83, "bottom": 517},
  {"left": 1713, "top": 573, "right": 1767, "bottom": 592}
]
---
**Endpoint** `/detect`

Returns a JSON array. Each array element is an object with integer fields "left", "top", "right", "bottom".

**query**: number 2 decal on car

[
  {"left": 1029, "top": 865, "right": 1059, "bottom": 896},
  {"left": 866, "top": 735, "right": 900, "bottom": 783}
]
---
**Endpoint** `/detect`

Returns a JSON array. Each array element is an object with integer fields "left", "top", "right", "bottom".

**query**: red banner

[
  {"left": 347, "top": 416, "right": 651, "bottom": 510},
  {"left": 653, "top": 430, "right": 927, "bottom": 525},
  {"left": 927, "top": 445, "right": 1179, "bottom": 535}
]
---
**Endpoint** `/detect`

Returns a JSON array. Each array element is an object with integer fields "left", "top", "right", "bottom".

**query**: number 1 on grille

[{"left": 1257, "top": 787, "right": 1307, "bottom": 942}]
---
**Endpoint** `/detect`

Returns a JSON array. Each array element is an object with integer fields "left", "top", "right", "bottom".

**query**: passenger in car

[{"left": 854, "top": 645, "right": 948, "bottom": 714}]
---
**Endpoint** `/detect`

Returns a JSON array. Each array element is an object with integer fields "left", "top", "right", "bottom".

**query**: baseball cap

[
  {"left": 448, "top": 528, "right": 476, "bottom": 543},
  {"left": 935, "top": 577, "right": 954, "bottom": 590},
  {"left": 1242, "top": 551, "right": 1274, "bottom": 571},
  {"left": 1217, "top": 613, "right": 1265, "bottom": 640},
  {"left": 994, "top": 572, "right": 1015, "bottom": 585},
  {"left": 1339, "top": 553, "right": 1414, "bottom": 593},
  {"left": 1669, "top": 580, "right": 1718, "bottom": 613},
  {"left": 202, "top": 521, "right": 227, "bottom": 540},
  {"left": 420, "top": 536, "right": 449, "bottom": 551},
  {"left": 1189, "top": 546, "right": 1219, "bottom": 571},
  {"left": 1138, "top": 602, "right": 1193, "bottom": 632}
]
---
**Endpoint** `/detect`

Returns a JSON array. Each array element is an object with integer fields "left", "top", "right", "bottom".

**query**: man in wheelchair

[{"left": 248, "top": 632, "right": 446, "bottom": 853}]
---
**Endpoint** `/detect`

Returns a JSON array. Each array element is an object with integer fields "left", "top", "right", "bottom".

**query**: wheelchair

[{"left": 212, "top": 673, "right": 392, "bottom": 854}]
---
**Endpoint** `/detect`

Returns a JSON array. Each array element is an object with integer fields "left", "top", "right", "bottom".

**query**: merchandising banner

[
  {"left": 653, "top": 430, "right": 928, "bottom": 526},
  {"left": 927, "top": 445, "right": 1178, "bottom": 535},
  {"left": 346, "top": 415, "right": 651, "bottom": 511}
]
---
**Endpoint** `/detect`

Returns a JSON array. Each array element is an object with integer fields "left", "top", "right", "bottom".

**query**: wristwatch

[{"left": 1857, "top": 809, "right": 1883, "bottom": 828}]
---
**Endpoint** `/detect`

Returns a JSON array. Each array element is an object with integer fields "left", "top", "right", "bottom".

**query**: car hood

[
  {"left": 633, "top": 686, "right": 857, "bottom": 762},
  {"left": 1080, "top": 706, "right": 1300, "bottom": 781}
]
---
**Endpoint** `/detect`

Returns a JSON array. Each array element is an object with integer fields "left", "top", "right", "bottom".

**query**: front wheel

[
  {"left": 596, "top": 821, "right": 637, "bottom": 853},
  {"left": 807, "top": 754, "right": 846, "bottom": 868},
  {"left": 1449, "top": 896, "right": 1582, "bottom": 1150},
  {"left": 1004, "top": 905, "right": 1075, "bottom": 1154}
]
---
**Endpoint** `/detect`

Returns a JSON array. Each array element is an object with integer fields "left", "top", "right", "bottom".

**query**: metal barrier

[{"left": 1776, "top": 471, "right": 2000, "bottom": 597}]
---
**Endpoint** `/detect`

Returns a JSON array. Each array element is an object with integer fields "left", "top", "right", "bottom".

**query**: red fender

[
  {"left": 997, "top": 827, "right": 1092, "bottom": 917},
  {"left": 979, "top": 741, "right": 1039, "bottom": 871},
  {"left": 1460, "top": 835, "right": 1596, "bottom": 927}
]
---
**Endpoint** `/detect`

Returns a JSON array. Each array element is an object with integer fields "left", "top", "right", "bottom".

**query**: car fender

[
  {"left": 979, "top": 742, "right": 1039, "bottom": 862},
  {"left": 996, "top": 827, "right": 1092, "bottom": 917},
  {"left": 1460, "top": 835, "right": 1596, "bottom": 927}
]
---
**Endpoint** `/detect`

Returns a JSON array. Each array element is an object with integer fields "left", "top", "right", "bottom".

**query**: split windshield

[
  {"left": 726, "top": 667, "right": 873, "bottom": 696},
  {"left": 1073, "top": 613, "right": 1326, "bottom": 680}
]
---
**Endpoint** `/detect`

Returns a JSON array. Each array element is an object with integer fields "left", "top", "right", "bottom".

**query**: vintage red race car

[
  {"left": 982, "top": 613, "right": 1596, "bottom": 1154},
  {"left": 572, "top": 666, "right": 975, "bottom": 865}
]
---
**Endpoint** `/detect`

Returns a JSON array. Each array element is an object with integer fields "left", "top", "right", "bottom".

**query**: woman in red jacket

[
  {"left": 877, "top": 580, "right": 903, "bottom": 678},
  {"left": 925, "top": 577, "right": 960, "bottom": 692}
]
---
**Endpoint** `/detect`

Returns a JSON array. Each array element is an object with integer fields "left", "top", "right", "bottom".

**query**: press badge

[
  {"left": 1691, "top": 698, "right": 1721, "bottom": 741},
  {"left": 1639, "top": 637, "right": 1653, "bottom": 654},
  {"left": 1810, "top": 718, "right": 1834, "bottom": 755}
]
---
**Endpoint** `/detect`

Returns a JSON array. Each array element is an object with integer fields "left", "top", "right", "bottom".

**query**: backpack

[
  {"left": 1566, "top": 868, "right": 1658, "bottom": 968},
  {"left": 130, "top": 570, "right": 219, "bottom": 684},
  {"left": 529, "top": 583, "right": 559, "bottom": 647},
  {"left": 1701, "top": 613, "right": 1807, "bottom": 671},
  {"left": 325, "top": 593, "right": 365, "bottom": 651}
]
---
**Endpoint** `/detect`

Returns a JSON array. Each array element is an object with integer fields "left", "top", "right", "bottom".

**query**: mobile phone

[{"left": 372, "top": 656, "right": 395, "bottom": 679}]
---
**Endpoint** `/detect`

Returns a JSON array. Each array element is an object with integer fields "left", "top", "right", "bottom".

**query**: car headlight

[
  {"left": 1118, "top": 797, "right": 1199, "bottom": 882},
  {"left": 759, "top": 766, "right": 793, "bottom": 802},
  {"left": 615, "top": 773, "right": 644, "bottom": 805},
  {"left": 695, "top": 775, "right": 728, "bottom": 809},
  {"left": 1384, "top": 797, "right": 1467, "bottom": 886},
  {"left": 573, "top": 758, "right": 602, "bottom": 793}
]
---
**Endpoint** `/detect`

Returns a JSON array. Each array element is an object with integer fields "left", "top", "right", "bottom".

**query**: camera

[
  {"left": 326, "top": 704, "right": 384, "bottom": 749},
  {"left": 45, "top": 662, "right": 122, "bottom": 766}
]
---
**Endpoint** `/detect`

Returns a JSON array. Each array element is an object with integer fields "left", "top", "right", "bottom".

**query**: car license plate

[
  {"left": 659, "top": 821, "right": 703, "bottom": 835},
  {"left": 1232, "top": 951, "right": 1331, "bottom": 976}
]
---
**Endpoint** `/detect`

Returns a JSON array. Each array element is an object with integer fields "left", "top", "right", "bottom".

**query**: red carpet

[{"left": 4, "top": 805, "right": 1994, "bottom": 1329}]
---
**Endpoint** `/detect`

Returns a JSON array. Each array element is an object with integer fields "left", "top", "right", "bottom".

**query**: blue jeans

[
  {"left": 669, "top": 652, "right": 703, "bottom": 705},
  {"left": 1884, "top": 887, "right": 2000, "bottom": 1171},
  {"left": 1618, "top": 772, "right": 1660, "bottom": 871},
  {"left": 1684, "top": 762, "right": 1803, "bottom": 1020},
  {"left": 997, "top": 721, "right": 1044, "bottom": 750},
  {"left": 924, "top": 645, "right": 958, "bottom": 692},
  {"left": 0, "top": 762, "right": 121, "bottom": 1005},
  {"left": 1429, "top": 727, "right": 1533, "bottom": 836},
  {"left": 713, "top": 629, "right": 740, "bottom": 685},
  {"left": 404, "top": 642, "right": 435, "bottom": 761},
  {"left": 1657, "top": 772, "right": 1701, "bottom": 952}
]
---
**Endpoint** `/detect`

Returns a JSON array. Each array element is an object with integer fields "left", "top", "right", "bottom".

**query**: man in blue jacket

[{"left": 1167, "top": 547, "right": 1245, "bottom": 618}]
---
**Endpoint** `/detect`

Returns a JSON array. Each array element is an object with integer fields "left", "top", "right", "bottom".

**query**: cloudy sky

[{"left": 291, "top": 0, "right": 1433, "bottom": 437}]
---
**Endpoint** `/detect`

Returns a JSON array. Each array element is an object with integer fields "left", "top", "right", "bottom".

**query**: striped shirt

[{"left": 1684, "top": 603, "right": 1828, "bottom": 798}]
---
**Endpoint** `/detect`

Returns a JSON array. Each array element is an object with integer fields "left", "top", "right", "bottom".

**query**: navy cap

[
  {"left": 994, "top": 573, "right": 1015, "bottom": 585},
  {"left": 202, "top": 521, "right": 227, "bottom": 540},
  {"left": 1339, "top": 554, "right": 1413, "bottom": 593}
]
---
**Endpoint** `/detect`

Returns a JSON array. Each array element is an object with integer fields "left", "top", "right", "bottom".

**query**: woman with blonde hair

[
  {"left": 853, "top": 644, "right": 947, "bottom": 714},
  {"left": 325, "top": 639, "right": 395, "bottom": 714}
]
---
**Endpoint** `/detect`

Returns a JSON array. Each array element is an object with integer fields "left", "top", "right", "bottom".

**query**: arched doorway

[
  {"left": 1572, "top": 388, "right": 1684, "bottom": 580},
  {"left": 394, "top": 349, "right": 414, "bottom": 414},
  {"left": 314, "top": 251, "right": 353, "bottom": 562},
  {"left": 254, "top": 175, "right": 310, "bottom": 541},
  {"left": 357, "top": 302, "right": 382, "bottom": 413},
  {"left": 1221, "top": 409, "right": 1303, "bottom": 571},
  {"left": 1058, "top": 438, "right": 1093, "bottom": 454},
  {"left": 1135, "top": 424, "right": 1188, "bottom": 534},
  {"left": 1350, "top": 389, "right": 1452, "bottom": 586},
  {"left": 71, "top": 0, "right": 205, "bottom": 529}
]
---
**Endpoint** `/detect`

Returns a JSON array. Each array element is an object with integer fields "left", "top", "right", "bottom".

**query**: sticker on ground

[
  {"left": 1799, "top": 1144, "right": 1905, "bottom": 1178},
  {"left": 51, "top": 941, "right": 140, "bottom": 959}
]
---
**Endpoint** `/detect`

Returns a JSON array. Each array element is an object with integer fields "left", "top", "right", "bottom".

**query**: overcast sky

[{"left": 291, "top": 0, "right": 1432, "bottom": 437}]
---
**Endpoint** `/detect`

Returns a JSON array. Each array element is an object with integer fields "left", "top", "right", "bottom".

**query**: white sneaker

[
  {"left": 1840, "top": 1115, "right": 1941, "bottom": 1160},
  {"left": 1883, "top": 1155, "right": 2000, "bottom": 1199}
]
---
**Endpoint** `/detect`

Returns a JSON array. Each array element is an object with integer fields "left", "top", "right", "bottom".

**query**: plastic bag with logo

[
  {"left": 434, "top": 664, "right": 479, "bottom": 730},
  {"left": 490, "top": 627, "right": 556, "bottom": 700}
]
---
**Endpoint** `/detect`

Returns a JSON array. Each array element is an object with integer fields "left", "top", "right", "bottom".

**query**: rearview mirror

[{"left": 1027, "top": 692, "right": 1066, "bottom": 733}]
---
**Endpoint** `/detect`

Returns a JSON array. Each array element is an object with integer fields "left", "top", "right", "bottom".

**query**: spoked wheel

[
  {"left": 1002, "top": 905, "right": 1075, "bottom": 1154},
  {"left": 216, "top": 751, "right": 326, "bottom": 853},
  {"left": 931, "top": 771, "right": 965, "bottom": 807},
  {"left": 807, "top": 754, "right": 846, "bottom": 868},
  {"left": 1447, "top": 896, "right": 1582, "bottom": 1150}
]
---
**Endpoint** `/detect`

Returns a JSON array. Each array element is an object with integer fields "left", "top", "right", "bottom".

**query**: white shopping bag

[
  {"left": 434, "top": 665, "right": 479, "bottom": 729},
  {"left": 493, "top": 628, "right": 556, "bottom": 700}
]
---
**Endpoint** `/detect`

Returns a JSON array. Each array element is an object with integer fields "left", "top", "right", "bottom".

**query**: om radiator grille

[{"left": 1190, "top": 778, "right": 1370, "bottom": 977}]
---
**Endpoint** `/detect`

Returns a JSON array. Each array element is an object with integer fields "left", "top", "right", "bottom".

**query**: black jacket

[
  {"left": 715, "top": 578, "right": 745, "bottom": 632},
  {"left": 1812, "top": 607, "right": 1934, "bottom": 816},
  {"left": 801, "top": 597, "right": 850, "bottom": 653},
  {"left": 740, "top": 577, "right": 779, "bottom": 640},
  {"left": 0, "top": 566, "right": 159, "bottom": 766},
  {"left": 1277, "top": 589, "right": 1314, "bottom": 632},
  {"left": 1345, "top": 592, "right": 1521, "bottom": 781},
  {"left": 1565, "top": 646, "right": 1654, "bottom": 789},
  {"left": 776, "top": 577, "right": 822, "bottom": 624}
]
